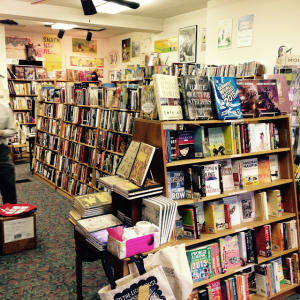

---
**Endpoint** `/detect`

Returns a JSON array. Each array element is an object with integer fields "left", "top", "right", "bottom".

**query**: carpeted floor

[{"left": 0, "top": 163, "right": 107, "bottom": 300}]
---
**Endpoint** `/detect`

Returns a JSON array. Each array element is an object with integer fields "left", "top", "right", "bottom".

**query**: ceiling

[{"left": 4, "top": 0, "right": 207, "bottom": 38}]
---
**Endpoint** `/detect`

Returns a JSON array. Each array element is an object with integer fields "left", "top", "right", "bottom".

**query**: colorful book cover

[
  {"left": 255, "top": 264, "right": 270, "bottom": 297},
  {"left": 167, "top": 170, "right": 185, "bottom": 200},
  {"left": 241, "top": 158, "right": 259, "bottom": 186},
  {"left": 256, "top": 79, "right": 280, "bottom": 116},
  {"left": 223, "top": 195, "right": 241, "bottom": 226},
  {"left": 236, "top": 79, "right": 259, "bottom": 117},
  {"left": 223, "top": 125, "right": 235, "bottom": 155},
  {"left": 238, "top": 192, "right": 256, "bottom": 222},
  {"left": 210, "top": 76, "right": 243, "bottom": 120},
  {"left": 219, "top": 235, "right": 241, "bottom": 272},
  {"left": 203, "top": 163, "right": 221, "bottom": 196},
  {"left": 177, "top": 131, "right": 195, "bottom": 159},
  {"left": 267, "top": 189, "right": 282, "bottom": 216},
  {"left": 271, "top": 257, "right": 284, "bottom": 284},
  {"left": 180, "top": 75, "right": 213, "bottom": 120},
  {"left": 141, "top": 85, "right": 157, "bottom": 120},
  {"left": 258, "top": 157, "right": 271, "bottom": 184},
  {"left": 264, "top": 74, "right": 290, "bottom": 114},
  {"left": 186, "top": 246, "right": 213, "bottom": 282},
  {"left": 153, "top": 74, "right": 183, "bottom": 120},
  {"left": 207, "top": 280, "right": 222, "bottom": 300},
  {"left": 256, "top": 225, "right": 272, "bottom": 257},
  {"left": 129, "top": 142, "right": 156, "bottom": 187},
  {"left": 208, "top": 243, "right": 222, "bottom": 276},
  {"left": 181, "top": 207, "right": 198, "bottom": 239},
  {"left": 204, "top": 201, "right": 225, "bottom": 233},
  {"left": 208, "top": 127, "right": 225, "bottom": 156}
]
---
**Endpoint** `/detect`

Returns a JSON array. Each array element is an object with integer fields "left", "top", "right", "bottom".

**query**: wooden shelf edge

[
  {"left": 257, "top": 247, "right": 298, "bottom": 264},
  {"left": 167, "top": 148, "right": 290, "bottom": 167},
  {"left": 176, "top": 179, "right": 293, "bottom": 206}
]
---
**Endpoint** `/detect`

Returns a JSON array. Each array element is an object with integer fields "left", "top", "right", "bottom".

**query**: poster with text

[
  {"left": 154, "top": 37, "right": 178, "bottom": 53},
  {"left": 122, "top": 38, "right": 131, "bottom": 63},
  {"left": 218, "top": 18, "right": 232, "bottom": 49},
  {"left": 72, "top": 38, "right": 97, "bottom": 54},
  {"left": 43, "top": 34, "right": 62, "bottom": 71},
  {"left": 237, "top": 14, "right": 254, "bottom": 47}
]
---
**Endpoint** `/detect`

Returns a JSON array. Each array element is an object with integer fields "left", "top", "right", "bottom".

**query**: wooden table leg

[{"left": 76, "top": 253, "right": 83, "bottom": 300}]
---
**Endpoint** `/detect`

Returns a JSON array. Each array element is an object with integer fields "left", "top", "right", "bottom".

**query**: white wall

[{"left": 206, "top": 0, "right": 300, "bottom": 73}]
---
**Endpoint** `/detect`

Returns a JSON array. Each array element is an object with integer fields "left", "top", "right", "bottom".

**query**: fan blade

[
  {"left": 31, "top": 0, "right": 50, "bottom": 4},
  {"left": 105, "top": 0, "right": 140, "bottom": 9},
  {"left": 81, "top": 0, "right": 97, "bottom": 15}
]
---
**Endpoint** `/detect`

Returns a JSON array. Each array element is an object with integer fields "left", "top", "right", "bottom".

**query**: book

[
  {"left": 210, "top": 76, "right": 243, "bottom": 120},
  {"left": 216, "top": 159, "right": 234, "bottom": 192},
  {"left": 258, "top": 157, "right": 271, "bottom": 184},
  {"left": 193, "top": 126, "right": 204, "bottom": 158},
  {"left": 271, "top": 222, "right": 284, "bottom": 251},
  {"left": 180, "top": 75, "right": 213, "bottom": 120},
  {"left": 223, "top": 195, "right": 240, "bottom": 226},
  {"left": 269, "top": 154, "right": 280, "bottom": 181},
  {"left": 177, "top": 131, "right": 195, "bottom": 159},
  {"left": 153, "top": 74, "right": 183, "bottom": 120},
  {"left": 245, "top": 229, "right": 257, "bottom": 263},
  {"left": 202, "top": 163, "right": 221, "bottom": 196},
  {"left": 236, "top": 79, "right": 259, "bottom": 117},
  {"left": 255, "top": 192, "right": 269, "bottom": 221},
  {"left": 129, "top": 142, "right": 156, "bottom": 187},
  {"left": 248, "top": 123, "right": 269, "bottom": 152},
  {"left": 255, "top": 264, "right": 270, "bottom": 297},
  {"left": 208, "top": 127, "right": 225, "bottom": 156},
  {"left": 241, "top": 158, "right": 259, "bottom": 187},
  {"left": 207, "top": 280, "right": 222, "bottom": 300},
  {"left": 140, "top": 85, "right": 157, "bottom": 119},
  {"left": 238, "top": 192, "right": 256, "bottom": 222},
  {"left": 167, "top": 170, "right": 185, "bottom": 200},
  {"left": 256, "top": 225, "right": 272, "bottom": 257},
  {"left": 186, "top": 245, "right": 213, "bottom": 282},
  {"left": 181, "top": 207, "right": 199, "bottom": 239},
  {"left": 267, "top": 189, "right": 282, "bottom": 216},
  {"left": 219, "top": 235, "right": 241, "bottom": 272},
  {"left": 223, "top": 125, "right": 235, "bottom": 155},
  {"left": 204, "top": 201, "right": 225, "bottom": 233},
  {"left": 264, "top": 74, "right": 290, "bottom": 114},
  {"left": 256, "top": 79, "right": 280, "bottom": 116},
  {"left": 24, "top": 66, "right": 36, "bottom": 80},
  {"left": 208, "top": 243, "right": 222, "bottom": 276}
]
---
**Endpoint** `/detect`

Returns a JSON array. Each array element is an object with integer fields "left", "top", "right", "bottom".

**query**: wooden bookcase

[{"left": 132, "top": 116, "right": 300, "bottom": 299}]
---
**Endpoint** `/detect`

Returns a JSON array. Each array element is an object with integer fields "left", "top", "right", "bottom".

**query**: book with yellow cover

[
  {"left": 129, "top": 142, "right": 156, "bottom": 187},
  {"left": 74, "top": 192, "right": 112, "bottom": 210},
  {"left": 223, "top": 125, "right": 235, "bottom": 155},
  {"left": 116, "top": 140, "right": 141, "bottom": 179},
  {"left": 204, "top": 201, "right": 225, "bottom": 233}
]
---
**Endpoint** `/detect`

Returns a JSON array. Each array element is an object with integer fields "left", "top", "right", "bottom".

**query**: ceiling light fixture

[
  {"left": 93, "top": 0, "right": 145, "bottom": 14},
  {"left": 57, "top": 29, "right": 65, "bottom": 39},
  {"left": 86, "top": 31, "right": 93, "bottom": 42},
  {"left": 51, "top": 23, "right": 76, "bottom": 30}
]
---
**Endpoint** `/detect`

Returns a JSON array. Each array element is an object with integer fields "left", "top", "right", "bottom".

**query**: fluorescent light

[{"left": 51, "top": 23, "right": 76, "bottom": 30}]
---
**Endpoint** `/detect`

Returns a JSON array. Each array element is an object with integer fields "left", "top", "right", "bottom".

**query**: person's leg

[{"left": 0, "top": 145, "right": 17, "bottom": 204}]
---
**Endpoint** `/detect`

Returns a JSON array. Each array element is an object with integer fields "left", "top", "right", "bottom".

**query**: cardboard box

[{"left": 0, "top": 213, "right": 36, "bottom": 255}]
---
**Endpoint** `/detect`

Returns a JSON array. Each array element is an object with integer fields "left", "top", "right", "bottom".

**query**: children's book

[
  {"left": 210, "top": 76, "right": 243, "bottom": 120},
  {"left": 219, "top": 235, "right": 241, "bottom": 272},
  {"left": 241, "top": 158, "right": 259, "bottom": 186}
]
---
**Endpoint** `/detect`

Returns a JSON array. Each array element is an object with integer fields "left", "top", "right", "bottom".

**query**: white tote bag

[
  {"left": 99, "top": 256, "right": 176, "bottom": 300},
  {"left": 129, "top": 244, "right": 193, "bottom": 300}
]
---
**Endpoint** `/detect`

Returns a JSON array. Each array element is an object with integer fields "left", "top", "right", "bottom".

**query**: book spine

[
  {"left": 224, "top": 204, "right": 232, "bottom": 229},
  {"left": 200, "top": 165, "right": 206, "bottom": 197}
]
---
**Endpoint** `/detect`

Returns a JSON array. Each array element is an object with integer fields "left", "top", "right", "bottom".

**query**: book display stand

[{"left": 132, "top": 115, "right": 300, "bottom": 299}]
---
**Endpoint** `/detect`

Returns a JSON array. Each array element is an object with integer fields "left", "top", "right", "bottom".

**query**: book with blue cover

[{"left": 210, "top": 77, "right": 243, "bottom": 120}]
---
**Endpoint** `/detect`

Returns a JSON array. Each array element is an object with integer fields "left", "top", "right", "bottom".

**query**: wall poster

[
  {"left": 154, "top": 37, "right": 178, "bottom": 53},
  {"left": 178, "top": 25, "right": 197, "bottom": 63},
  {"left": 122, "top": 38, "right": 131, "bottom": 63},
  {"left": 217, "top": 18, "right": 232, "bottom": 49},
  {"left": 237, "top": 14, "right": 254, "bottom": 47},
  {"left": 70, "top": 56, "right": 104, "bottom": 68},
  {"left": 43, "top": 34, "right": 62, "bottom": 71},
  {"left": 72, "top": 38, "right": 97, "bottom": 54}
]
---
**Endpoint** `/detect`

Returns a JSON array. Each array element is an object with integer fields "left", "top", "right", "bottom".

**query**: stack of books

[{"left": 68, "top": 192, "right": 113, "bottom": 224}]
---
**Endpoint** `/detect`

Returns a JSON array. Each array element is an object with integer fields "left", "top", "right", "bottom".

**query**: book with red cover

[
  {"left": 207, "top": 280, "right": 222, "bottom": 300},
  {"left": 256, "top": 225, "right": 272, "bottom": 257},
  {"left": 208, "top": 242, "right": 222, "bottom": 276}
]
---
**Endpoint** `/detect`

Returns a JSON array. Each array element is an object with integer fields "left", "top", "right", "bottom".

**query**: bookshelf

[{"left": 132, "top": 115, "right": 300, "bottom": 299}]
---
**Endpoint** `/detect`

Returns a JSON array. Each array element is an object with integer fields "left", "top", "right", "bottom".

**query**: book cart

[
  {"left": 132, "top": 115, "right": 300, "bottom": 299},
  {"left": 32, "top": 80, "right": 142, "bottom": 200}
]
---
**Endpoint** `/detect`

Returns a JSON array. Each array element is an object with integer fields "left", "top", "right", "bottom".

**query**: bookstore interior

[{"left": 1, "top": 0, "right": 300, "bottom": 299}]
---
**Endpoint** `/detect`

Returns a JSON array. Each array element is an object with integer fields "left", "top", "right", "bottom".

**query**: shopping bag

[
  {"left": 128, "top": 244, "right": 193, "bottom": 300},
  {"left": 99, "top": 255, "right": 176, "bottom": 300}
]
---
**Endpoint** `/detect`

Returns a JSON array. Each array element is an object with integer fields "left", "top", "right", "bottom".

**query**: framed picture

[{"left": 178, "top": 25, "right": 197, "bottom": 63}]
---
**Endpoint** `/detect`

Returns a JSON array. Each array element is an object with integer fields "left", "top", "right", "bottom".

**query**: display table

[{"left": 74, "top": 228, "right": 129, "bottom": 300}]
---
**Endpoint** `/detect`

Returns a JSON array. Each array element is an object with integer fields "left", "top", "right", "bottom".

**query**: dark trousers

[{"left": 0, "top": 144, "right": 17, "bottom": 204}]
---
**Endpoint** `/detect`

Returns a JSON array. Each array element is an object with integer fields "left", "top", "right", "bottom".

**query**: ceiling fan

[{"left": 31, "top": 0, "right": 140, "bottom": 15}]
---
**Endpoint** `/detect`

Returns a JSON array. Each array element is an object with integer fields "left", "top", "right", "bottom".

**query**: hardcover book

[
  {"left": 202, "top": 163, "right": 221, "bottom": 196},
  {"left": 116, "top": 140, "right": 140, "bottom": 179},
  {"left": 219, "top": 235, "right": 241, "bottom": 272},
  {"left": 210, "top": 76, "right": 243, "bottom": 120},
  {"left": 241, "top": 158, "right": 259, "bottom": 186},
  {"left": 256, "top": 225, "right": 272, "bottom": 257},
  {"left": 186, "top": 245, "right": 213, "bottom": 282},
  {"left": 167, "top": 170, "right": 185, "bottom": 200},
  {"left": 140, "top": 85, "right": 157, "bottom": 119},
  {"left": 208, "top": 127, "right": 225, "bottom": 156},
  {"left": 180, "top": 75, "right": 213, "bottom": 120},
  {"left": 256, "top": 79, "right": 280, "bottom": 116},
  {"left": 153, "top": 74, "right": 183, "bottom": 120},
  {"left": 264, "top": 74, "right": 290, "bottom": 114},
  {"left": 238, "top": 192, "right": 256, "bottom": 222},
  {"left": 129, "top": 142, "right": 156, "bottom": 187},
  {"left": 236, "top": 79, "right": 259, "bottom": 117},
  {"left": 177, "top": 131, "right": 195, "bottom": 159}
]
